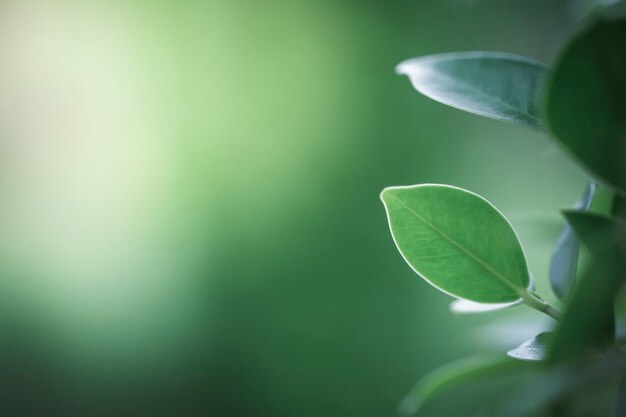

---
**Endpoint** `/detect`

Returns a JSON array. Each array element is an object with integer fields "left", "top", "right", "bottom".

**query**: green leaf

[
  {"left": 398, "top": 355, "right": 525, "bottom": 417},
  {"left": 493, "top": 349, "right": 626, "bottom": 417},
  {"left": 615, "top": 375, "right": 626, "bottom": 417},
  {"left": 381, "top": 184, "right": 530, "bottom": 303},
  {"left": 549, "top": 212, "right": 626, "bottom": 362},
  {"left": 549, "top": 182, "right": 596, "bottom": 302},
  {"left": 563, "top": 210, "right": 626, "bottom": 254},
  {"left": 451, "top": 273, "right": 533, "bottom": 314},
  {"left": 507, "top": 332, "right": 553, "bottom": 362},
  {"left": 545, "top": 18, "right": 626, "bottom": 194},
  {"left": 396, "top": 52, "right": 549, "bottom": 130}
]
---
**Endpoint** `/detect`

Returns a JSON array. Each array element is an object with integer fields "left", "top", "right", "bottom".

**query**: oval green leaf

[
  {"left": 545, "top": 19, "right": 626, "bottom": 194},
  {"left": 507, "top": 332, "right": 553, "bottom": 362},
  {"left": 549, "top": 182, "right": 596, "bottom": 302},
  {"left": 381, "top": 184, "right": 530, "bottom": 303},
  {"left": 396, "top": 52, "right": 549, "bottom": 130}
]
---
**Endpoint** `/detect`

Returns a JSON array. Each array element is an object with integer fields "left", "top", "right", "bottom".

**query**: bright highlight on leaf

[
  {"left": 396, "top": 52, "right": 549, "bottom": 130},
  {"left": 451, "top": 273, "right": 535, "bottom": 314},
  {"left": 507, "top": 332, "right": 552, "bottom": 362},
  {"left": 381, "top": 184, "right": 531, "bottom": 304},
  {"left": 450, "top": 298, "right": 522, "bottom": 314},
  {"left": 549, "top": 182, "right": 596, "bottom": 302}
]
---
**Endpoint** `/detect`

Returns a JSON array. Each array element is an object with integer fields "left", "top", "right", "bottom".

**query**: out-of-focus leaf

[
  {"left": 398, "top": 355, "right": 526, "bottom": 417},
  {"left": 396, "top": 52, "right": 549, "bottom": 130},
  {"left": 545, "top": 18, "right": 626, "bottom": 194},
  {"left": 569, "top": 0, "right": 626, "bottom": 20},
  {"left": 450, "top": 298, "right": 521, "bottom": 314},
  {"left": 381, "top": 184, "right": 530, "bottom": 303},
  {"left": 468, "top": 313, "right": 554, "bottom": 351},
  {"left": 492, "top": 349, "right": 626, "bottom": 417},
  {"left": 563, "top": 211, "right": 626, "bottom": 254},
  {"left": 549, "top": 182, "right": 596, "bottom": 302},
  {"left": 615, "top": 375, "right": 626, "bottom": 417},
  {"left": 549, "top": 212, "right": 626, "bottom": 362},
  {"left": 507, "top": 332, "right": 552, "bottom": 362}
]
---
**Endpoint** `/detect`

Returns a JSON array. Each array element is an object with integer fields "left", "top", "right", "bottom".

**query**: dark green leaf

[
  {"left": 396, "top": 52, "right": 549, "bottom": 130},
  {"left": 562, "top": 210, "right": 626, "bottom": 254},
  {"left": 398, "top": 355, "right": 525, "bottom": 417},
  {"left": 550, "top": 182, "right": 596, "bottom": 302},
  {"left": 545, "top": 19, "right": 626, "bottom": 194},
  {"left": 615, "top": 375, "right": 626, "bottom": 417},
  {"left": 549, "top": 212, "right": 626, "bottom": 362},
  {"left": 381, "top": 184, "right": 530, "bottom": 303},
  {"left": 493, "top": 349, "right": 626, "bottom": 417},
  {"left": 507, "top": 332, "right": 553, "bottom": 362}
]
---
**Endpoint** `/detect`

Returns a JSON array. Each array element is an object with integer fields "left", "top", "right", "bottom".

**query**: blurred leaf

[
  {"left": 493, "top": 349, "right": 626, "bottom": 417},
  {"left": 396, "top": 52, "right": 549, "bottom": 130},
  {"left": 398, "top": 355, "right": 525, "bottom": 417},
  {"left": 549, "top": 212, "right": 626, "bottom": 362},
  {"left": 507, "top": 332, "right": 552, "bottom": 362},
  {"left": 450, "top": 298, "right": 521, "bottom": 314},
  {"left": 569, "top": 0, "right": 626, "bottom": 20},
  {"left": 603, "top": 0, "right": 626, "bottom": 19},
  {"left": 615, "top": 375, "right": 626, "bottom": 417},
  {"left": 381, "top": 184, "right": 530, "bottom": 303},
  {"left": 613, "top": 193, "right": 626, "bottom": 218},
  {"left": 563, "top": 210, "right": 626, "bottom": 253},
  {"left": 545, "top": 18, "right": 626, "bottom": 194},
  {"left": 549, "top": 182, "right": 596, "bottom": 302}
]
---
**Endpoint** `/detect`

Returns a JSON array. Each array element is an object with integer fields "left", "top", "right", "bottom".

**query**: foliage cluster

[{"left": 381, "top": 8, "right": 626, "bottom": 417}]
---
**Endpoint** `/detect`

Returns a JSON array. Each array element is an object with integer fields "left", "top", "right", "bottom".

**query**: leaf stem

[{"left": 521, "top": 291, "right": 562, "bottom": 321}]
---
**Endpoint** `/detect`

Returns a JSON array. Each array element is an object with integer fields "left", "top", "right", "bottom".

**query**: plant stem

[{"left": 521, "top": 291, "right": 562, "bottom": 321}]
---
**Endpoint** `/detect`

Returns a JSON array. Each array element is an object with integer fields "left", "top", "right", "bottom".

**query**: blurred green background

[{"left": 0, "top": 0, "right": 593, "bottom": 416}]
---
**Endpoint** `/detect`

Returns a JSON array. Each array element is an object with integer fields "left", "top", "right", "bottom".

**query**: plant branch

[{"left": 521, "top": 291, "right": 562, "bottom": 321}]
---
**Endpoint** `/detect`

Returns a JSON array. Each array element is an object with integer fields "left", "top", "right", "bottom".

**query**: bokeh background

[{"left": 0, "top": 1, "right": 597, "bottom": 416}]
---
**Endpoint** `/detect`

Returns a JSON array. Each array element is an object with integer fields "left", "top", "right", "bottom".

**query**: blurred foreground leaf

[
  {"left": 549, "top": 182, "right": 596, "bottom": 302},
  {"left": 381, "top": 184, "right": 530, "bottom": 303},
  {"left": 398, "top": 355, "right": 525, "bottom": 417},
  {"left": 396, "top": 52, "right": 549, "bottom": 130},
  {"left": 493, "top": 349, "right": 626, "bottom": 417},
  {"left": 549, "top": 212, "right": 626, "bottom": 362},
  {"left": 545, "top": 18, "right": 626, "bottom": 194}
]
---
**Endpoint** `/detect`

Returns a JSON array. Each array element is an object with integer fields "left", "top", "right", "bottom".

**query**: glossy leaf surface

[{"left": 396, "top": 52, "right": 549, "bottom": 130}]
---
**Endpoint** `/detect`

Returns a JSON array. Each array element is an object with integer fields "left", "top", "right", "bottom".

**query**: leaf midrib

[{"left": 389, "top": 193, "right": 524, "bottom": 294}]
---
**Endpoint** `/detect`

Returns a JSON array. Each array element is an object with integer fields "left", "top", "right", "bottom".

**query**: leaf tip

[{"left": 380, "top": 186, "right": 400, "bottom": 205}]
